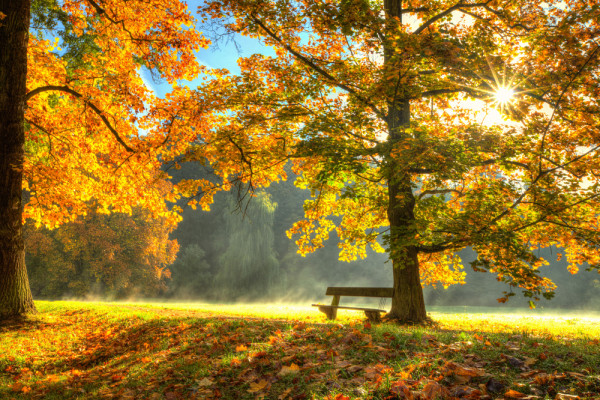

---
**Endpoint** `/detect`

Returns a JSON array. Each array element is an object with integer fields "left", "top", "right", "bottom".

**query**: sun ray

[{"left": 449, "top": 54, "right": 547, "bottom": 117}]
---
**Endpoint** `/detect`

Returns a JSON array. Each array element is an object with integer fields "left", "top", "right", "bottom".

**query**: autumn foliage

[
  {"left": 24, "top": 0, "right": 208, "bottom": 227},
  {"left": 2, "top": 0, "right": 600, "bottom": 321},
  {"left": 1, "top": 0, "right": 207, "bottom": 317},
  {"left": 24, "top": 208, "right": 178, "bottom": 299},
  {"left": 175, "top": 0, "right": 600, "bottom": 321}
]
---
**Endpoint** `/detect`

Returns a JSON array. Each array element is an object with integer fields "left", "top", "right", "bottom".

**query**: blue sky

[{"left": 140, "top": 0, "right": 274, "bottom": 98}]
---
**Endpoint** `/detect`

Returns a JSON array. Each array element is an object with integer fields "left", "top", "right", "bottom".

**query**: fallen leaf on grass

[
  {"left": 334, "top": 360, "right": 352, "bottom": 369},
  {"left": 10, "top": 382, "right": 23, "bottom": 392},
  {"left": 390, "top": 380, "right": 412, "bottom": 398},
  {"left": 555, "top": 394, "right": 580, "bottom": 400},
  {"left": 442, "top": 361, "right": 485, "bottom": 384},
  {"left": 346, "top": 365, "right": 363, "bottom": 373},
  {"left": 519, "top": 370, "right": 541, "bottom": 379},
  {"left": 248, "top": 379, "right": 269, "bottom": 393},
  {"left": 502, "top": 354, "right": 526, "bottom": 369},
  {"left": 278, "top": 387, "right": 293, "bottom": 399},
  {"left": 422, "top": 381, "right": 450, "bottom": 399},
  {"left": 120, "top": 389, "right": 136, "bottom": 399},
  {"left": 250, "top": 351, "right": 268, "bottom": 359},
  {"left": 450, "top": 386, "right": 481, "bottom": 397},
  {"left": 485, "top": 377, "right": 506, "bottom": 393},
  {"left": 278, "top": 363, "right": 301, "bottom": 376},
  {"left": 236, "top": 345, "right": 248, "bottom": 352},
  {"left": 196, "top": 377, "right": 214, "bottom": 387},
  {"left": 505, "top": 389, "right": 527, "bottom": 398},
  {"left": 164, "top": 391, "right": 178, "bottom": 400},
  {"left": 532, "top": 373, "right": 552, "bottom": 385},
  {"left": 524, "top": 357, "right": 537, "bottom": 367},
  {"left": 333, "top": 395, "right": 350, "bottom": 400}
]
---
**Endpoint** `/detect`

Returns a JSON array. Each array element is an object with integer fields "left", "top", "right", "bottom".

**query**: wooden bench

[{"left": 312, "top": 287, "right": 394, "bottom": 322}]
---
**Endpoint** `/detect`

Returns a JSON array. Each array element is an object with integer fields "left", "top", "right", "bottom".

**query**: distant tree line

[{"left": 25, "top": 208, "right": 177, "bottom": 299}]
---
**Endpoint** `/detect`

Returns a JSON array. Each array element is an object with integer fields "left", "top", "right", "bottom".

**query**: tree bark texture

[
  {"left": 383, "top": 0, "right": 427, "bottom": 323},
  {"left": 0, "top": 0, "right": 36, "bottom": 319}
]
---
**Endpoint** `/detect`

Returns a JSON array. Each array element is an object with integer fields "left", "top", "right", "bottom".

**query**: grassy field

[{"left": 1, "top": 301, "right": 599, "bottom": 399}]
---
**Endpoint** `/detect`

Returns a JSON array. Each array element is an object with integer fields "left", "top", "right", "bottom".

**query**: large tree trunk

[
  {"left": 384, "top": 99, "right": 427, "bottom": 323},
  {"left": 383, "top": 0, "right": 427, "bottom": 323},
  {"left": 0, "top": 0, "right": 36, "bottom": 319}
]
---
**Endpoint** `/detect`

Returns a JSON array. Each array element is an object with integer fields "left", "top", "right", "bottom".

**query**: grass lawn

[{"left": 1, "top": 301, "right": 599, "bottom": 399}]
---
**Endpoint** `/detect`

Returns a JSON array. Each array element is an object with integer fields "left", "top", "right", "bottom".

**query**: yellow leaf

[
  {"left": 196, "top": 377, "right": 214, "bottom": 387},
  {"left": 248, "top": 379, "right": 268, "bottom": 393},
  {"left": 278, "top": 363, "right": 300, "bottom": 376}
]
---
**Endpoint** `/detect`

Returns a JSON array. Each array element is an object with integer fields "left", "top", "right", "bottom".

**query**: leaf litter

[{"left": 0, "top": 302, "right": 599, "bottom": 399}]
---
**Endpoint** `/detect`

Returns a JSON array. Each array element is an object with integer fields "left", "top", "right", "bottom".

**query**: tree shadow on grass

[
  {"left": 0, "top": 314, "right": 49, "bottom": 332},
  {"left": 2, "top": 311, "right": 600, "bottom": 399}
]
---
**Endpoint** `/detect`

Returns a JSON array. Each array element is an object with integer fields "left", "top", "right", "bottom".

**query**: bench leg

[
  {"left": 317, "top": 306, "right": 336, "bottom": 320},
  {"left": 364, "top": 310, "right": 382, "bottom": 323},
  {"left": 329, "top": 295, "right": 340, "bottom": 320}
]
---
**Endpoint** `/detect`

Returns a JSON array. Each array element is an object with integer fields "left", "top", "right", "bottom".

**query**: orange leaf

[
  {"left": 504, "top": 389, "right": 526, "bottom": 398},
  {"left": 235, "top": 345, "right": 248, "bottom": 352},
  {"left": 268, "top": 336, "right": 279, "bottom": 344},
  {"left": 10, "top": 382, "right": 23, "bottom": 392}
]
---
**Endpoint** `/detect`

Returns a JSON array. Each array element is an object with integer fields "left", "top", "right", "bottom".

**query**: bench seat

[{"left": 313, "top": 286, "right": 394, "bottom": 322}]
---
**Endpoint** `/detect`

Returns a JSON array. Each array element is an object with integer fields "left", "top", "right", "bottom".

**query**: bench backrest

[{"left": 325, "top": 287, "right": 394, "bottom": 298}]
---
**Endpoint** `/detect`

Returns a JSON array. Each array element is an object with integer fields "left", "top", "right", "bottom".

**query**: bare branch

[{"left": 417, "top": 188, "right": 463, "bottom": 199}]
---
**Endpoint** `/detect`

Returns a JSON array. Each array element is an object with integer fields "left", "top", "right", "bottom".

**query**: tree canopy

[
  {"left": 2, "top": 0, "right": 600, "bottom": 322},
  {"left": 176, "top": 0, "right": 600, "bottom": 321},
  {"left": 23, "top": 0, "right": 207, "bottom": 227},
  {"left": 0, "top": 0, "right": 206, "bottom": 318}
]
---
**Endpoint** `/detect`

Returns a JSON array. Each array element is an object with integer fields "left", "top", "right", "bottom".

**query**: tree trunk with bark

[
  {"left": 383, "top": 0, "right": 427, "bottom": 323},
  {"left": 0, "top": 0, "right": 36, "bottom": 319},
  {"left": 384, "top": 98, "right": 427, "bottom": 323}
]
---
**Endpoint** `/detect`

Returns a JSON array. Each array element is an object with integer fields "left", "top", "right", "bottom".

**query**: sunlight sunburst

[{"left": 494, "top": 86, "right": 515, "bottom": 106}]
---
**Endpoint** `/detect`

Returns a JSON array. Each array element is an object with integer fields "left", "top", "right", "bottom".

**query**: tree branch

[
  {"left": 248, "top": 15, "right": 388, "bottom": 122},
  {"left": 413, "top": 1, "right": 492, "bottom": 35},
  {"left": 538, "top": 44, "right": 600, "bottom": 173},
  {"left": 480, "top": 158, "right": 530, "bottom": 170},
  {"left": 417, "top": 188, "right": 463, "bottom": 199},
  {"left": 25, "top": 85, "right": 135, "bottom": 152}
]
